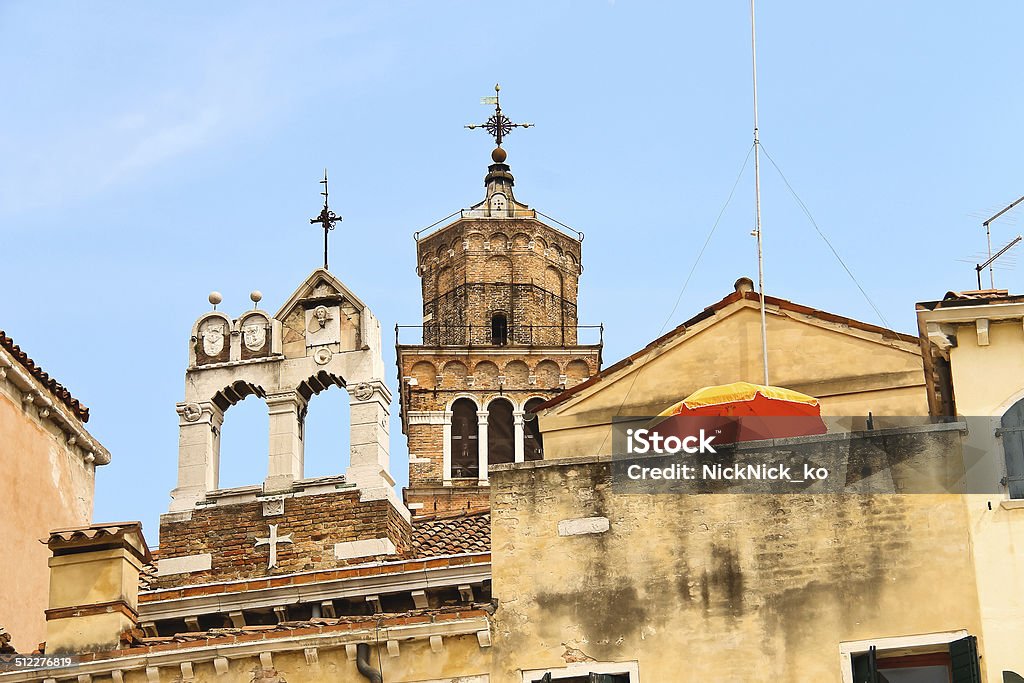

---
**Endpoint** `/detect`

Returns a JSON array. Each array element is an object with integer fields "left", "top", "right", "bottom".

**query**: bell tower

[{"left": 397, "top": 86, "right": 603, "bottom": 516}]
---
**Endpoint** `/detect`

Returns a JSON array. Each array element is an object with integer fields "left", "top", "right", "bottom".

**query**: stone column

[
  {"left": 170, "top": 401, "right": 223, "bottom": 511},
  {"left": 513, "top": 409, "right": 526, "bottom": 463},
  {"left": 477, "top": 410, "right": 489, "bottom": 483},
  {"left": 442, "top": 410, "right": 453, "bottom": 485},
  {"left": 265, "top": 390, "right": 308, "bottom": 493},
  {"left": 346, "top": 380, "right": 396, "bottom": 492}
]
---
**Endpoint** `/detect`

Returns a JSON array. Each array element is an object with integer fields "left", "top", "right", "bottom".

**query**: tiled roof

[
  {"left": 0, "top": 330, "right": 90, "bottom": 422},
  {"left": 409, "top": 510, "right": 490, "bottom": 557}
]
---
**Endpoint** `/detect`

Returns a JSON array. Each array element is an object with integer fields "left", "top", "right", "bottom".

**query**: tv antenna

[
  {"left": 981, "top": 194, "right": 1024, "bottom": 288},
  {"left": 976, "top": 236, "right": 1022, "bottom": 289}
]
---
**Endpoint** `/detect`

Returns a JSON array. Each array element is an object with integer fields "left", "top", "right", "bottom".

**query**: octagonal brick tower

[{"left": 398, "top": 147, "right": 603, "bottom": 516}]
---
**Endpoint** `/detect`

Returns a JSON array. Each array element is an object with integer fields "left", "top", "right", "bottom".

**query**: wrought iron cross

[
  {"left": 309, "top": 169, "right": 342, "bottom": 270},
  {"left": 254, "top": 523, "right": 293, "bottom": 570},
  {"left": 465, "top": 83, "right": 533, "bottom": 147}
]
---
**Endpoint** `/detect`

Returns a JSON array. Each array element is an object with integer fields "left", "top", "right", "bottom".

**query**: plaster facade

[{"left": 0, "top": 335, "right": 110, "bottom": 653}]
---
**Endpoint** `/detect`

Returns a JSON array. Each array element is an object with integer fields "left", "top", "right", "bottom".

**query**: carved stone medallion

[
  {"left": 313, "top": 348, "right": 333, "bottom": 365},
  {"left": 181, "top": 403, "right": 203, "bottom": 422},
  {"left": 201, "top": 322, "right": 225, "bottom": 356},
  {"left": 352, "top": 382, "right": 374, "bottom": 401},
  {"left": 242, "top": 322, "right": 267, "bottom": 351}
]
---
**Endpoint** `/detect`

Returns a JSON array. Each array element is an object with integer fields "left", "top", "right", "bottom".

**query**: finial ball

[
  {"left": 208, "top": 291, "right": 223, "bottom": 306},
  {"left": 491, "top": 146, "right": 507, "bottom": 163},
  {"left": 250, "top": 290, "right": 263, "bottom": 304}
]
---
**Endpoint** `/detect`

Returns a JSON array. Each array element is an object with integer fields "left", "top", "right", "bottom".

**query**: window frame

[
  {"left": 839, "top": 629, "right": 970, "bottom": 683},
  {"left": 520, "top": 661, "right": 640, "bottom": 683}
]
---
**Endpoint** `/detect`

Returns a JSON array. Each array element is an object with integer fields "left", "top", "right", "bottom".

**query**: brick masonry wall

[
  {"left": 401, "top": 217, "right": 599, "bottom": 515},
  {"left": 154, "top": 491, "right": 412, "bottom": 589}
]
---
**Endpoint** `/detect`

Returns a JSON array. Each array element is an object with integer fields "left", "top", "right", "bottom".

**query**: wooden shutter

[
  {"left": 852, "top": 646, "right": 881, "bottom": 683},
  {"left": 589, "top": 674, "right": 630, "bottom": 683},
  {"left": 949, "top": 635, "right": 981, "bottom": 683},
  {"left": 1000, "top": 399, "right": 1024, "bottom": 498}
]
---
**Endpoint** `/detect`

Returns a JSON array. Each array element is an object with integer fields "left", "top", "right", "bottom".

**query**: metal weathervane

[
  {"left": 465, "top": 83, "right": 533, "bottom": 147},
  {"left": 310, "top": 169, "right": 342, "bottom": 270}
]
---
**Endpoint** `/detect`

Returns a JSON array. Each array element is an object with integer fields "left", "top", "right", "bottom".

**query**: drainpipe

[{"left": 356, "top": 643, "right": 383, "bottom": 683}]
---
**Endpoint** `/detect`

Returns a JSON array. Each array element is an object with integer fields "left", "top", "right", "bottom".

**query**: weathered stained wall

[
  {"left": 489, "top": 447, "right": 983, "bottom": 682},
  {"left": 0, "top": 393, "right": 94, "bottom": 653}
]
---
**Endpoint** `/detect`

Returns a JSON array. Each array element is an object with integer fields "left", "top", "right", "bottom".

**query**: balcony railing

[{"left": 396, "top": 323, "right": 603, "bottom": 347}]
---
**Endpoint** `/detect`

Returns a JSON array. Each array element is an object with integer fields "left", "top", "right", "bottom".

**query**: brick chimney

[{"left": 44, "top": 522, "right": 151, "bottom": 654}]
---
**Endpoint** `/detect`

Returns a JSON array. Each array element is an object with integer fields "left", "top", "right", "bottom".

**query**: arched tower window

[
  {"left": 451, "top": 398, "right": 479, "bottom": 478},
  {"left": 523, "top": 397, "right": 546, "bottom": 461},
  {"left": 491, "top": 312, "right": 508, "bottom": 346},
  {"left": 487, "top": 398, "right": 515, "bottom": 465}
]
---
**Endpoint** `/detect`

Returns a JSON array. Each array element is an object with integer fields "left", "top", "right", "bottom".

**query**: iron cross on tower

[
  {"left": 465, "top": 83, "right": 534, "bottom": 150},
  {"left": 309, "top": 169, "right": 342, "bottom": 270}
]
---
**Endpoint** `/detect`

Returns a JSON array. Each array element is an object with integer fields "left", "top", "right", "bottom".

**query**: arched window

[
  {"left": 451, "top": 398, "right": 479, "bottom": 478},
  {"left": 303, "top": 385, "right": 350, "bottom": 479},
  {"left": 491, "top": 312, "right": 508, "bottom": 346},
  {"left": 488, "top": 398, "right": 515, "bottom": 465},
  {"left": 217, "top": 395, "right": 268, "bottom": 490},
  {"left": 523, "top": 397, "right": 545, "bottom": 461}
]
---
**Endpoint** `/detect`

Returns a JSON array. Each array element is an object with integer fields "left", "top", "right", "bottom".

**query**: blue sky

[{"left": 3, "top": 2, "right": 1024, "bottom": 541}]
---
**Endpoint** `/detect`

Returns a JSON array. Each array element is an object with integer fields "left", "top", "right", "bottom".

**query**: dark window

[
  {"left": 524, "top": 397, "right": 545, "bottom": 461},
  {"left": 491, "top": 313, "right": 508, "bottom": 346},
  {"left": 488, "top": 398, "right": 515, "bottom": 465},
  {"left": 450, "top": 398, "right": 479, "bottom": 478}
]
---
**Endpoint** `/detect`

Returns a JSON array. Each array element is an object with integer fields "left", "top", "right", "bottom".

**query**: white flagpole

[{"left": 751, "top": 0, "right": 770, "bottom": 386}]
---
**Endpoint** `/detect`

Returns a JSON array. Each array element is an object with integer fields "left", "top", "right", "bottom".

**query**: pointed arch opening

[
  {"left": 297, "top": 372, "right": 349, "bottom": 480},
  {"left": 451, "top": 398, "right": 480, "bottom": 478},
  {"left": 491, "top": 312, "right": 509, "bottom": 346},
  {"left": 487, "top": 398, "right": 515, "bottom": 466},
  {"left": 216, "top": 383, "right": 268, "bottom": 490},
  {"left": 523, "top": 397, "right": 546, "bottom": 461}
]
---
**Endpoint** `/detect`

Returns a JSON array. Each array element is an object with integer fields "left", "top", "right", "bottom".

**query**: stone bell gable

[{"left": 160, "top": 267, "right": 408, "bottom": 589}]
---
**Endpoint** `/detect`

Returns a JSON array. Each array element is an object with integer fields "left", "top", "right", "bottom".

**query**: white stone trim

[
  {"left": 156, "top": 554, "right": 213, "bottom": 576},
  {"left": 557, "top": 517, "right": 610, "bottom": 537},
  {"left": 333, "top": 538, "right": 397, "bottom": 561},
  {"left": 837, "top": 629, "right": 969, "bottom": 683},
  {"left": 407, "top": 411, "right": 449, "bottom": 425}
]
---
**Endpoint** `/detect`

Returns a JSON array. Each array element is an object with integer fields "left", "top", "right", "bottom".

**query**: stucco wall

[
  {"left": 0, "top": 393, "right": 94, "bottom": 652},
  {"left": 490, "top": 447, "right": 983, "bottom": 682},
  {"left": 926, "top": 315, "right": 1024, "bottom": 681}
]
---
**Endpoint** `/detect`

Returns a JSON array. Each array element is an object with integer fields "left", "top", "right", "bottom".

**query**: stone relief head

[{"left": 314, "top": 306, "right": 329, "bottom": 328}]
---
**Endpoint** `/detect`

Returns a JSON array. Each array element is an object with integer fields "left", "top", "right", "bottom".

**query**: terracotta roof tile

[
  {"left": 0, "top": 330, "right": 89, "bottom": 422},
  {"left": 409, "top": 510, "right": 490, "bottom": 557}
]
